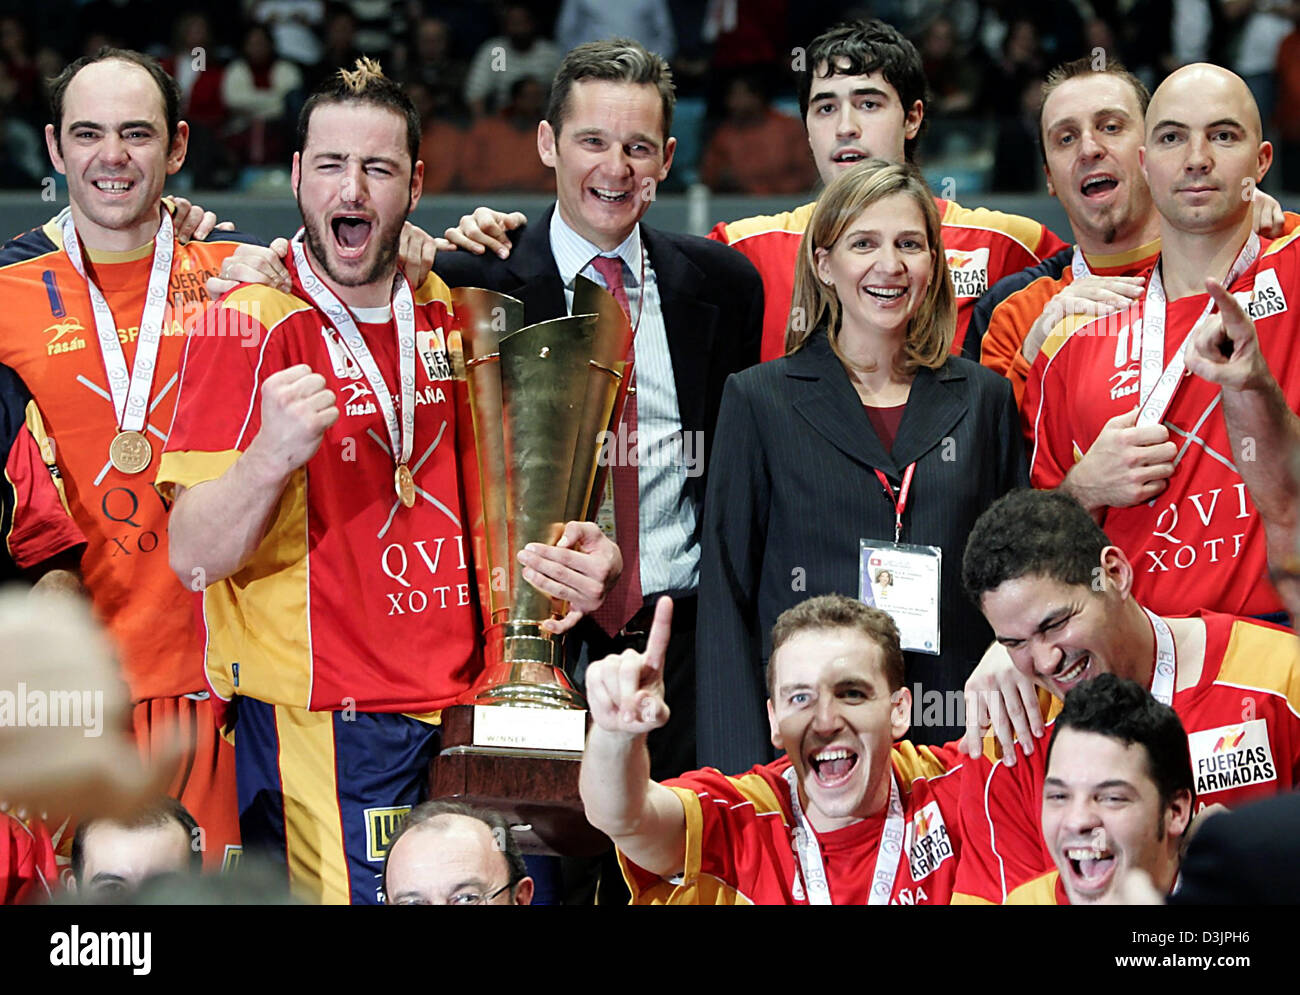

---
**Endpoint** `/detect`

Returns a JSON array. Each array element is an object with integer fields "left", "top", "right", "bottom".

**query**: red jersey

[
  {"left": 0, "top": 212, "right": 261, "bottom": 699},
  {"left": 620, "top": 742, "right": 964, "bottom": 905},
  {"left": 709, "top": 197, "right": 1067, "bottom": 362},
  {"left": 1026, "top": 230, "right": 1300, "bottom": 617},
  {"left": 1, "top": 812, "right": 58, "bottom": 904},
  {"left": 157, "top": 263, "right": 479, "bottom": 714},
  {"left": 953, "top": 612, "right": 1300, "bottom": 904},
  {"left": 977, "top": 239, "right": 1161, "bottom": 408},
  {"left": 1, "top": 363, "right": 84, "bottom": 575}
]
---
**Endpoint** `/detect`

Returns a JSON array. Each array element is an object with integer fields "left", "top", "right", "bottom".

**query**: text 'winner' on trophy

[{"left": 429, "top": 276, "right": 632, "bottom": 855}]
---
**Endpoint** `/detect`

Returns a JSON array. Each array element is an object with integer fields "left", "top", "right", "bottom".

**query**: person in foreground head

[
  {"left": 69, "top": 797, "right": 201, "bottom": 902},
  {"left": 951, "top": 488, "right": 1300, "bottom": 905},
  {"left": 1006, "top": 674, "right": 1193, "bottom": 905},
  {"left": 698, "top": 156, "right": 1026, "bottom": 773},
  {"left": 580, "top": 594, "right": 965, "bottom": 905},
  {"left": 382, "top": 801, "right": 533, "bottom": 906}
]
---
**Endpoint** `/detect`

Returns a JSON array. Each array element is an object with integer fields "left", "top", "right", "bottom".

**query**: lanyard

[
  {"left": 1135, "top": 234, "right": 1259, "bottom": 428},
  {"left": 784, "top": 765, "right": 904, "bottom": 905},
  {"left": 291, "top": 233, "right": 417, "bottom": 502},
  {"left": 874, "top": 463, "right": 916, "bottom": 543},
  {"left": 61, "top": 207, "right": 174, "bottom": 434},
  {"left": 1142, "top": 607, "right": 1177, "bottom": 705}
]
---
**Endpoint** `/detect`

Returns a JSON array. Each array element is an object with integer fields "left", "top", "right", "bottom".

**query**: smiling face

[
  {"left": 292, "top": 101, "right": 423, "bottom": 305},
  {"left": 767, "top": 627, "right": 910, "bottom": 833},
  {"left": 1043, "top": 728, "right": 1189, "bottom": 903},
  {"left": 1041, "top": 73, "right": 1154, "bottom": 251},
  {"left": 815, "top": 191, "right": 933, "bottom": 341},
  {"left": 539, "top": 79, "right": 675, "bottom": 252},
  {"left": 44, "top": 59, "right": 188, "bottom": 252},
  {"left": 980, "top": 555, "right": 1147, "bottom": 699},
  {"left": 804, "top": 63, "right": 923, "bottom": 186},
  {"left": 1141, "top": 65, "right": 1272, "bottom": 236}
]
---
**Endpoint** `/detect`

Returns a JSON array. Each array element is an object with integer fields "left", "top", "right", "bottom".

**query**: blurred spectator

[
  {"left": 303, "top": 5, "right": 362, "bottom": 92},
  {"left": 404, "top": 16, "right": 469, "bottom": 121},
  {"left": 556, "top": 0, "right": 677, "bottom": 60},
  {"left": 0, "top": 17, "right": 42, "bottom": 127},
  {"left": 459, "top": 75, "right": 555, "bottom": 192},
  {"left": 983, "top": 17, "right": 1045, "bottom": 117},
  {"left": 408, "top": 79, "right": 462, "bottom": 194},
  {"left": 699, "top": 72, "right": 816, "bottom": 194},
  {"left": 1277, "top": 16, "right": 1300, "bottom": 189},
  {"left": 343, "top": 0, "right": 402, "bottom": 58},
  {"left": 1225, "top": 0, "right": 1294, "bottom": 134},
  {"left": 990, "top": 74, "right": 1046, "bottom": 191},
  {"left": 919, "top": 15, "right": 982, "bottom": 118},
  {"left": 704, "top": 0, "right": 789, "bottom": 74},
  {"left": 464, "top": 3, "right": 561, "bottom": 117},
  {"left": 0, "top": 93, "right": 43, "bottom": 188},
  {"left": 222, "top": 23, "right": 303, "bottom": 166},
  {"left": 250, "top": 0, "right": 326, "bottom": 67},
  {"left": 161, "top": 11, "right": 232, "bottom": 188}
]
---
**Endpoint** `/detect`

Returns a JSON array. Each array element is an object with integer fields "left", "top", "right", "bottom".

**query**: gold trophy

[{"left": 430, "top": 277, "right": 632, "bottom": 855}]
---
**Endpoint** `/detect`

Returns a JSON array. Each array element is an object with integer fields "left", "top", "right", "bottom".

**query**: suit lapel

[
  {"left": 642, "top": 227, "right": 717, "bottom": 438},
  {"left": 503, "top": 204, "right": 567, "bottom": 323},
  {"left": 892, "top": 363, "right": 968, "bottom": 469},
  {"left": 788, "top": 334, "right": 897, "bottom": 476}
]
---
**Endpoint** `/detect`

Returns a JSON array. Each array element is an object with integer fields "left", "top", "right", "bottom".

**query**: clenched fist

[
  {"left": 256, "top": 364, "right": 339, "bottom": 472},
  {"left": 586, "top": 597, "right": 672, "bottom": 736}
]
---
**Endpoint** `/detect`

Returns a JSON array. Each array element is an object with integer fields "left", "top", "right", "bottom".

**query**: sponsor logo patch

[
  {"left": 365, "top": 805, "right": 411, "bottom": 862},
  {"left": 905, "top": 800, "right": 953, "bottom": 881},
  {"left": 946, "top": 247, "right": 990, "bottom": 299},
  {"left": 1188, "top": 718, "right": 1276, "bottom": 795}
]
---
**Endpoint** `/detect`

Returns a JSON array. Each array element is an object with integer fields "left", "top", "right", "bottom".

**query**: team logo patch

[
  {"left": 44, "top": 316, "right": 87, "bottom": 356},
  {"left": 1237, "top": 267, "right": 1287, "bottom": 321},
  {"left": 1188, "top": 719, "right": 1276, "bottom": 795},
  {"left": 904, "top": 800, "right": 953, "bottom": 881},
  {"left": 340, "top": 380, "right": 378, "bottom": 416},
  {"left": 221, "top": 844, "right": 243, "bottom": 872},
  {"left": 365, "top": 805, "right": 411, "bottom": 862},
  {"left": 945, "top": 247, "right": 990, "bottom": 299},
  {"left": 1109, "top": 364, "right": 1139, "bottom": 400},
  {"left": 417, "top": 326, "right": 452, "bottom": 381}
]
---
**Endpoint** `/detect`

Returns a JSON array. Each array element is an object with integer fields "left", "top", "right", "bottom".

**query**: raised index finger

[
  {"left": 1204, "top": 277, "right": 1251, "bottom": 338},
  {"left": 643, "top": 596, "right": 674, "bottom": 673}
]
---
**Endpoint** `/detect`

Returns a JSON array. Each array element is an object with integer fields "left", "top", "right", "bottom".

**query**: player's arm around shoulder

[{"left": 579, "top": 598, "right": 687, "bottom": 879}]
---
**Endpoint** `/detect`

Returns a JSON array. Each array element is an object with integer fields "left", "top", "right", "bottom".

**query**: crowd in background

[{"left": 0, "top": 0, "right": 1296, "bottom": 195}]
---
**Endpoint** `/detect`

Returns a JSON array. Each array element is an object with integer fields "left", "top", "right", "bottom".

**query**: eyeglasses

[{"left": 392, "top": 880, "right": 516, "bottom": 906}]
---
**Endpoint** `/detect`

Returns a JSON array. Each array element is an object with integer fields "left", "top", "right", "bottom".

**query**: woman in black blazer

[{"left": 697, "top": 160, "right": 1029, "bottom": 772}]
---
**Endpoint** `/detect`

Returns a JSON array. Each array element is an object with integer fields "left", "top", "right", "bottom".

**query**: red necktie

[{"left": 588, "top": 254, "right": 643, "bottom": 635}]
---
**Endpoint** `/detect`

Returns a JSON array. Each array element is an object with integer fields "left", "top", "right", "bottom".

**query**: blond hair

[{"left": 785, "top": 159, "right": 954, "bottom": 373}]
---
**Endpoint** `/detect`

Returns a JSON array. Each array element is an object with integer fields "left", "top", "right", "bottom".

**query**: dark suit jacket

[
  {"left": 697, "top": 330, "right": 1030, "bottom": 772},
  {"left": 434, "top": 205, "right": 764, "bottom": 514}
]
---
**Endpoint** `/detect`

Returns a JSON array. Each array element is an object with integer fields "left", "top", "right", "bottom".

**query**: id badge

[{"left": 859, "top": 541, "right": 942, "bottom": 655}]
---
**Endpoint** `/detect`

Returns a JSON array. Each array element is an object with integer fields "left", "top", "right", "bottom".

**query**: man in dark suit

[{"left": 435, "top": 38, "right": 763, "bottom": 785}]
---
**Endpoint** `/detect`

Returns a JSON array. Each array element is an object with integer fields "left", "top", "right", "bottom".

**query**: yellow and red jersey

[
  {"left": 709, "top": 197, "right": 1067, "bottom": 363},
  {"left": 0, "top": 213, "right": 261, "bottom": 700},
  {"left": 1025, "top": 230, "right": 1300, "bottom": 617},
  {"left": 953, "top": 612, "right": 1300, "bottom": 905},
  {"left": 620, "top": 742, "right": 964, "bottom": 905},
  {"left": 1, "top": 363, "right": 84, "bottom": 575},
  {"left": 158, "top": 262, "right": 479, "bottom": 716},
  {"left": 1004, "top": 869, "right": 1067, "bottom": 905},
  {"left": 974, "top": 239, "right": 1160, "bottom": 408}
]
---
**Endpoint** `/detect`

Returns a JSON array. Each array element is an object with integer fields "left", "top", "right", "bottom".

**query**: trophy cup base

[{"left": 429, "top": 704, "right": 608, "bottom": 857}]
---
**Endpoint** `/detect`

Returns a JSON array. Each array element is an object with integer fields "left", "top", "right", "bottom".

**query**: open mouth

[
  {"left": 1053, "top": 652, "right": 1091, "bottom": 692},
  {"left": 1080, "top": 174, "right": 1118, "bottom": 199},
  {"left": 331, "top": 215, "right": 373, "bottom": 256},
  {"left": 833, "top": 148, "right": 869, "bottom": 165},
  {"left": 809, "top": 747, "right": 860, "bottom": 787},
  {"left": 590, "top": 187, "right": 632, "bottom": 203},
  {"left": 1065, "top": 844, "right": 1117, "bottom": 894}
]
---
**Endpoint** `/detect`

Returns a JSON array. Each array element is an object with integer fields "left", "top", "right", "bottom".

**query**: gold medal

[
  {"left": 109, "top": 430, "right": 153, "bottom": 475},
  {"left": 395, "top": 464, "right": 415, "bottom": 508}
]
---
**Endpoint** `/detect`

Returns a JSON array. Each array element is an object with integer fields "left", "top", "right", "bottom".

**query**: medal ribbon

[
  {"left": 290, "top": 232, "right": 416, "bottom": 468},
  {"left": 1142, "top": 607, "right": 1177, "bottom": 705},
  {"left": 784, "top": 765, "right": 905, "bottom": 905},
  {"left": 874, "top": 463, "right": 917, "bottom": 544},
  {"left": 1135, "top": 234, "right": 1259, "bottom": 428},
  {"left": 60, "top": 207, "right": 174, "bottom": 433}
]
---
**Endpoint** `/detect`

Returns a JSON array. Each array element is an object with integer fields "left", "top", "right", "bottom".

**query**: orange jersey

[
  {"left": 974, "top": 239, "right": 1160, "bottom": 408},
  {"left": 709, "top": 197, "right": 1067, "bottom": 362},
  {"left": 0, "top": 213, "right": 262, "bottom": 700}
]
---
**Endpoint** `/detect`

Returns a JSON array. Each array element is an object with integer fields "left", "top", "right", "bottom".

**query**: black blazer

[
  {"left": 697, "top": 330, "right": 1029, "bottom": 772},
  {"left": 434, "top": 205, "right": 764, "bottom": 512}
]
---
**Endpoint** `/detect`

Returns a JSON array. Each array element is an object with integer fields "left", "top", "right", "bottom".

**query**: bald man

[{"left": 1024, "top": 63, "right": 1300, "bottom": 620}]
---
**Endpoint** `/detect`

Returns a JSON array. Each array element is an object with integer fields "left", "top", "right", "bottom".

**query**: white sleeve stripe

[{"left": 984, "top": 759, "right": 1009, "bottom": 903}]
